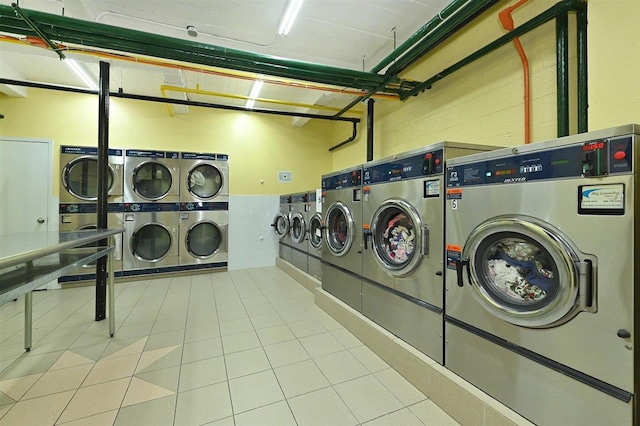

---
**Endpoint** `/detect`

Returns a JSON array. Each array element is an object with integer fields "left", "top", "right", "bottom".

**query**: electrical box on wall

[{"left": 278, "top": 171, "right": 292, "bottom": 183}]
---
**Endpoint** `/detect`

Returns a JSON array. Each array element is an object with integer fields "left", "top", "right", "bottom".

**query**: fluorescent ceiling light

[
  {"left": 278, "top": 0, "right": 304, "bottom": 36},
  {"left": 245, "top": 80, "right": 264, "bottom": 109},
  {"left": 65, "top": 59, "right": 98, "bottom": 91}
]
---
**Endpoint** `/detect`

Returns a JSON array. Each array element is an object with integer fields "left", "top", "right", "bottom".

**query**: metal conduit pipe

[
  {"left": 384, "top": 0, "right": 501, "bottom": 77},
  {"left": 371, "top": 0, "right": 495, "bottom": 74},
  {"left": 399, "top": 0, "right": 586, "bottom": 100},
  {"left": 0, "top": 4, "right": 390, "bottom": 93},
  {"left": 0, "top": 77, "right": 360, "bottom": 124},
  {"left": 367, "top": 99, "right": 374, "bottom": 161},
  {"left": 576, "top": 2, "right": 588, "bottom": 133},
  {"left": 556, "top": 12, "right": 570, "bottom": 137}
]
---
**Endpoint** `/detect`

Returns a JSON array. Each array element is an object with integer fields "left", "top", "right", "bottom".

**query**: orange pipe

[{"left": 499, "top": 0, "right": 531, "bottom": 144}]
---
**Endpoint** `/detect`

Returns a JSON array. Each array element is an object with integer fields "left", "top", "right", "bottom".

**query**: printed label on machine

[
  {"left": 423, "top": 179, "right": 440, "bottom": 198},
  {"left": 580, "top": 184, "right": 624, "bottom": 210},
  {"left": 445, "top": 245, "right": 462, "bottom": 270}
]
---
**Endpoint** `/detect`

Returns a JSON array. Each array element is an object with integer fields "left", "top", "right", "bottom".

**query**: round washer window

[
  {"left": 132, "top": 224, "right": 171, "bottom": 261},
  {"left": 133, "top": 162, "right": 172, "bottom": 200},
  {"left": 474, "top": 233, "right": 559, "bottom": 311},
  {"left": 188, "top": 164, "right": 223, "bottom": 199},
  {"left": 187, "top": 222, "right": 221, "bottom": 258},
  {"left": 373, "top": 207, "right": 416, "bottom": 268},
  {"left": 308, "top": 214, "right": 323, "bottom": 249},
  {"left": 65, "top": 158, "right": 114, "bottom": 200}
]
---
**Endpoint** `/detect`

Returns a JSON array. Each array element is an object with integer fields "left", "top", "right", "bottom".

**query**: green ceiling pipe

[
  {"left": 556, "top": 12, "right": 569, "bottom": 137},
  {"left": 576, "top": 2, "right": 588, "bottom": 134},
  {"left": 384, "top": 0, "right": 500, "bottom": 77},
  {"left": 370, "top": 0, "right": 496, "bottom": 74},
  {"left": 11, "top": 3, "right": 65, "bottom": 59},
  {"left": 399, "top": 0, "right": 585, "bottom": 101},
  {"left": 0, "top": 4, "right": 391, "bottom": 92}
]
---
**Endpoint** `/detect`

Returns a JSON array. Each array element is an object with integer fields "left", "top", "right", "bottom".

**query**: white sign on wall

[{"left": 278, "top": 171, "right": 292, "bottom": 183}]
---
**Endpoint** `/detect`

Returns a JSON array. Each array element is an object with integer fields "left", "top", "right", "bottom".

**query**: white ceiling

[{"left": 0, "top": 0, "right": 453, "bottom": 119}]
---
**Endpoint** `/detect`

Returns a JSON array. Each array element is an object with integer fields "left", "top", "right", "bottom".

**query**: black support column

[{"left": 95, "top": 61, "right": 110, "bottom": 321}]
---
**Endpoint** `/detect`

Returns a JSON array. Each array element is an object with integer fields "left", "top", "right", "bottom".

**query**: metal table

[{"left": 0, "top": 229, "right": 124, "bottom": 351}]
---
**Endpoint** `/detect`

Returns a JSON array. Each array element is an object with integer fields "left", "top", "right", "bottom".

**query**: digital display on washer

[
  {"left": 446, "top": 137, "right": 634, "bottom": 187},
  {"left": 322, "top": 168, "right": 362, "bottom": 190},
  {"left": 363, "top": 149, "right": 443, "bottom": 185}
]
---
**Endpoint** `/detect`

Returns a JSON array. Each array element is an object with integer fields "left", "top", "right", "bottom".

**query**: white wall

[{"left": 228, "top": 195, "right": 279, "bottom": 270}]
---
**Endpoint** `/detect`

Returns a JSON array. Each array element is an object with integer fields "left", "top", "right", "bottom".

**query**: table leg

[
  {"left": 108, "top": 236, "right": 115, "bottom": 337},
  {"left": 24, "top": 291, "right": 33, "bottom": 351}
]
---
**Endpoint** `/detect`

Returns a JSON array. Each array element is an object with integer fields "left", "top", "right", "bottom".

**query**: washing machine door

[
  {"left": 131, "top": 223, "right": 173, "bottom": 262},
  {"left": 186, "top": 221, "right": 224, "bottom": 258},
  {"left": 272, "top": 213, "right": 290, "bottom": 239},
  {"left": 459, "top": 215, "right": 595, "bottom": 328},
  {"left": 369, "top": 198, "right": 425, "bottom": 277},
  {"left": 324, "top": 202, "right": 355, "bottom": 257},
  {"left": 62, "top": 156, "right": 115, "bottom": 201},
  {"left": 132, "top": 161, "right": 173, "bottom": 200},
  {"left": 290, "top": 212, "right": 307, "bottom": 244},
  {"left": 308, "top": 213, "right": 323, "bottom": 249},
  {"left": 187, "top": 164, "right": 223, "bottom": 199}
]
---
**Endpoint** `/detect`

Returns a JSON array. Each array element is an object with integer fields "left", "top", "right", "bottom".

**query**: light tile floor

[{"left": 0, "top": 267, "right": 460, "bottom": 425}]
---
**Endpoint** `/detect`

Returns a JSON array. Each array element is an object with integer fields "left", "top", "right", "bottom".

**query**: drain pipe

[
  {"left": 328, "top": 122, "right": 358, "bottom": 152},
  {"left": 499, "top": 0, "right": 531, "bottom": 144},
  {"left": 366, "top": 99, "right": 374, "bottom": 161}
]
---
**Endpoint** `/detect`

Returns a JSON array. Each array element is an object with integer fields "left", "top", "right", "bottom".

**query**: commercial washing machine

[
  {"left": 180, "top": 152, "right": 229, "bottom": 203},
  {"left": 179, "top": 201, "right": 228, "bottom": 271},
  {"left": 307, "top": 189, "right": 322, "bottom": 281},
  {"left": 60, "top": 145, "right": 124, "bottom": 203},
  {"left": 289, "top": 192, "right": 309, "bottom": 273},
  {"left": 361, "top": 142, "right": 496, "bottom": 362},
  {"left": 58, "top": 203, "right": 123, "bottom": 282},
  {"left": 272, "top": 194, "right": 292, "bottom": 263},
  {"left": 122, "top": 202, "right": 180, "bottom": 275},
  {"left": 124, "top": 149, "right": 180, "bottom": 203},
  {"left": 321, "top": 166, "right": 363, "bottom": 311},
  {"left": 444, "top": 125, "right": 639, "bottom": 425}
]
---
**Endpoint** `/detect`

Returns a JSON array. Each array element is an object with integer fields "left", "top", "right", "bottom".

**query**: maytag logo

[{"left": 504, "top": 177, "right": 527, "bottom": 183}]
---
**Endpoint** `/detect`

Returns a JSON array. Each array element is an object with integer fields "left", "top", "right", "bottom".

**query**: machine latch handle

[
  {"left": 455, "top": 258, "right": 469, "bottom": 287},
  {"left": 422, "top": 226, "right": 429, "bottom": 257},
  {"left": 578, "top": 259, "right": 594, "bottom": 310},
  {"left": 363, "top": 230, "right": 372, "bottom": 250},
  {"left": 617, "top": 329, "right": 631, "bottom": 339}
]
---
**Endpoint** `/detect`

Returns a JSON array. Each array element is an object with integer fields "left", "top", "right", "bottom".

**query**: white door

[
  {"left": 0, "top": 138, "right": 56, "bottom": 289},
  {"left": 0, "top": 138, "right": 52, "bottom": 235}
]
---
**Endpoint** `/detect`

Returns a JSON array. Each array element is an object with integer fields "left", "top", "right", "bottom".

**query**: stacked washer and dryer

[
  {"left": 58, "top": 146, "right": 124, "bottom": 282},
  {"left": 179, "top": 152, "right": 229, "bottom": 271},
  {"left": 360, "top": 142, "right": 496, "bottom": 362},
  {"left": 444, "top": 125, "right": 639, "bottom": 425},
  {"left": 122, "top": 149, "right": 181, "bottom": 275}
]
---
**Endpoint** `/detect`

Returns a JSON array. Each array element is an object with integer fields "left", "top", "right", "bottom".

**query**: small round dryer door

[
  {"left": 186, "top": 221, "right": 222, "bottom": 258},
  {"left": 308, "top": 213, "right": 323, "bottom": 249},
  {"left": 290, "top": 212, "right": 307, "bottom": 244},
  {"left": 324, "top": 202, "right": 355, "bottom": 257},
  {"left": 272, "top": 213, "right": 290, "bottom": 239},
  {"left": 370, "top": 199, "right": 424, "bottom": 276},
  {"left": 131, "top": 223, "right": 172, "bottom": 262},
  {"left": 187, "top": 164, "right": 223, "bottom": 199},
  {"left": 463, "top": 215, "right": 589, "bottom": 328},
  {"left": 63, "top": 157, "right": 114, "bottom": 201},
  {"left": 132, "top": 161, "right": 172, "bottom": 200}
]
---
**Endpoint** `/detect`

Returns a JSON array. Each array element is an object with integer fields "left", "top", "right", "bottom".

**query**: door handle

[
  {"left": 455, "top": 258, "right": 469, "bottom": 287},
  {"left": 421, "top": 226, "right": 429, "bottom": 257},
  {"left": 37, "top": 218, "right": 45, "bottom": 224}
]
